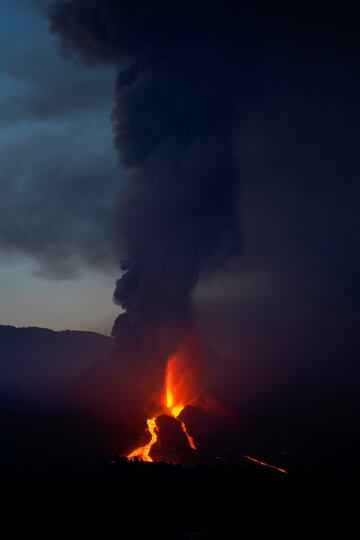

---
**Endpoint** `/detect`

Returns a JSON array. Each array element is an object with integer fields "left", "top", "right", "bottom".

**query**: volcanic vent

[{"left": 127, "top": 340, "right": 198, "bottom": 463}]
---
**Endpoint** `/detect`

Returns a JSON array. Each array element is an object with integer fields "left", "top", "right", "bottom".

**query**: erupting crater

[
  {"left": 126, "top": 340, "right": 288, "bottom": 475},
  {"left": 127, "top": 344, "right": 198, "bottom": 463}
]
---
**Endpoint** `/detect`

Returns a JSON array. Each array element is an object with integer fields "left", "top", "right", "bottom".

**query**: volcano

[
  {"left": 120, "top": 338, "right": 287, "bottom": 475},
  {"left": 127, "top": 342, "right": 198, "bottom": 463}
]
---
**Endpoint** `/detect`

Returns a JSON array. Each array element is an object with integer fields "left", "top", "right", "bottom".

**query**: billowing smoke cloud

[
  {"left": 50, "top": 1, "right": 252, "bottom": 351},
  {"left": 49, "top": 1, "right": 360, "bottom": 352}
]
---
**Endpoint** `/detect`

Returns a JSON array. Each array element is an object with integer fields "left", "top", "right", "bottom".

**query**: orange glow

[
  {"left": 180, "top": 421, "right": 197, "bottom": 450},
  {"left": 127, "top": 341, "right": 198, "bottom": 461},
  {"left": 165, "top": 349, "right": 197, "bottom": 417},
  {"left": 244, "top": 455, "right": 288, "bottom": 475},
  {"left": 127, "top": 418, "right": 157, "bottom": 462},
  {"left": 165, "top": 349, "right": 198, "bottom": 449},
  {"left": 166, "top": 388, "right": 184, "bottom": 418}
]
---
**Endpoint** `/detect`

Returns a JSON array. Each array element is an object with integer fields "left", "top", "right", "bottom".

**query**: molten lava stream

[
  {"left": 244, "top": 455, "right": 288, "bottom": 475},
  {"left": 180, "top": 421, "right": 197, "bottom": 450},
  {"left": 127, "top": 418, "right": 158, "bottom": 463}
]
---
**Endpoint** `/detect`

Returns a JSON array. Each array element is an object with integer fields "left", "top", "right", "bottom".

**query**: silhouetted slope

[{"left": 0, "top": 325, "right": 112, "bottom": 389}]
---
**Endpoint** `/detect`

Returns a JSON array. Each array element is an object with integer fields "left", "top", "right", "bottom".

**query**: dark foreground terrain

[
  {"left": 1, "top": 450, "right": 357, "bottom": 538},
  {"left": 0, "top": 325, "right": 358, "bottom": 536}
]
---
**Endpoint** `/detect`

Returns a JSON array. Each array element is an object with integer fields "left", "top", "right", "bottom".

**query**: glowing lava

[
  {"left": 180, "top": 421, "right": 197, "bottom": 450},
  {"left": 165, "top": 351, "right": 196, "bottom": 412},
  {"left": 127, "top": 418, "right": 158, "bottom": 462},
  {"left": 244, "top": 455, "right": 288, "bottom": 475},
  {"left": 127, "top": 345, "right": 198, "bottom": 462}
]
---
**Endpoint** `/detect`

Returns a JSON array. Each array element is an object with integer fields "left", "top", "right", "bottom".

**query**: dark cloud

[
  {"left": 49, "top": 0, "right": 360, "bottom": 355},
  {"left": 0, "top": 19, "right": 115, "bottom": 126},
  {"left": 50, "top": 1, "right": 263, "bottom": 348},
  {"left": 0, "top": 121, "right": 121, "bottom": 278},
  {"left": 0, "top": 0, "right": 121, "bottom": 278}
]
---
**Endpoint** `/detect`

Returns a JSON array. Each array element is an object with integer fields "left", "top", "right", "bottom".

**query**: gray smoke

[{"left": 50, "top": 1, "right": 261, "bottom": 352}]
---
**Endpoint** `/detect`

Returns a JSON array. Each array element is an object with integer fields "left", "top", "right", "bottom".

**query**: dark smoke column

[{"left": 50, "top": 1, "right": 243, "bottom": 356}]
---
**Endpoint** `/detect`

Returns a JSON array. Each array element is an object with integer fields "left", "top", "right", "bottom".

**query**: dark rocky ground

[{"left": 1, "top": 453, "right": 356, "bottom": 538}]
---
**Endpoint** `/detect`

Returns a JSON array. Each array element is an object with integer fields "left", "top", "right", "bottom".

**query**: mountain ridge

[{"left": 0, "top": 324, "right": 112, "bottom": 390}]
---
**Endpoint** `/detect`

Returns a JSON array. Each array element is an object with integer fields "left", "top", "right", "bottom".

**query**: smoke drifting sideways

[{"left": 49, "top": 1, "right": 264, "bottom": 361}]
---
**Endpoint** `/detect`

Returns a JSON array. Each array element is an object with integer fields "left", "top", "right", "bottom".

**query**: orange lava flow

[
  {"left": 180, "top": 421, "right": 197, "bottom": 450},
  {"left": 244, "top": 455, "right": 288, "bottom": 475},
  {"left": 127, "top": 418, "right": 157, "bottom": 462},
  {"left": 127, "top": 344, "right": 198, "bottom": 461}
]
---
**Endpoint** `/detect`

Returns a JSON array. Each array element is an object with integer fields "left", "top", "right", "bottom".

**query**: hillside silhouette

[{"left": 0, "top": 325, "right": 112, "bottom": 390}]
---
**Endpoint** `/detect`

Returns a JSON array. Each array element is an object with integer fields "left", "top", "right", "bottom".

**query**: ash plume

[{"left": 49, "top": 1, "right": 255, "bottom": 352}]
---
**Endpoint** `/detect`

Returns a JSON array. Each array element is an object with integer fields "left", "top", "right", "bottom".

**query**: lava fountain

[
  {"left": 126, "top": 340, "right": 288, "bottom": 475},
  {"left": 127, "top": 343, "right": 198, "bottom": 462}
]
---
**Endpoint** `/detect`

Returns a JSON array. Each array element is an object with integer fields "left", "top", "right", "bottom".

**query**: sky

[
  {"left": 0, "top": 0, "right": 120, "bottom": 333},
  {"left": 0, "top": 0, "right": 359, "bottom": 403}
]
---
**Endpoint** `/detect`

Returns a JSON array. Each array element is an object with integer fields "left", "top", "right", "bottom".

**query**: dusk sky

[
  {"left": 0, "top": 0, "right": 120, "bottom": 332},
  {"left": 0, "top": 1, "right": 359, "bottom": 404}
]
